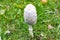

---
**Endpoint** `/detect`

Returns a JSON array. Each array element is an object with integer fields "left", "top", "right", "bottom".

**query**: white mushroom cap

[{"left": 24, "top": 4, "right": 37, "bottom": 25}]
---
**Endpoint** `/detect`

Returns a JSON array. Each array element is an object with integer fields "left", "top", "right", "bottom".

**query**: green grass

[{"left": 0, "top": 0, "right": 60, "bottom": 40}]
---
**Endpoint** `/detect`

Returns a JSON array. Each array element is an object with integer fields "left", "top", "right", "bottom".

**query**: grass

[{"left": 0, "top": 0, "right": 60, "bottom": 40}]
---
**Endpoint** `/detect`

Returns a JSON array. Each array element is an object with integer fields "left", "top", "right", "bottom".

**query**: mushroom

[{"left": 24, "top": 4, "right": 37, "bottom": 37}]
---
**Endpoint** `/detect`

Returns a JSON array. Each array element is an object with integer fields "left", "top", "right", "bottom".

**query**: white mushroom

[{"left": 24, "top": 4, "right": 37, "bottom": 37}]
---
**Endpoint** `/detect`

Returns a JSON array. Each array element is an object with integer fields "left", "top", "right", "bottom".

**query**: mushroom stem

[
  {"left": 28, "top": 25, "right": 34, "bottom": 37},
  {"left": 0, "top": 36, "right": 1, "bottom": 40}
]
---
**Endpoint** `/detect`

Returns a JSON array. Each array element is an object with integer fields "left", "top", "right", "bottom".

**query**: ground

[{"left": 0, "top": 0, "right": 60, "bottom": 40}]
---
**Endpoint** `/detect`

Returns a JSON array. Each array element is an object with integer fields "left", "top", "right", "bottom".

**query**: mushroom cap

[{"left": 24, "top": 4, "right": 37, "bottom": 25}]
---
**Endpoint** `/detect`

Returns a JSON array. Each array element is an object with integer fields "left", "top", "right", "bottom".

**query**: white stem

[
  {"left": 0, "top": 36, "right": 1, "bottom": 40},
  {"left": 28, "top": 25, "right": 34, "bottom": 37}
]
